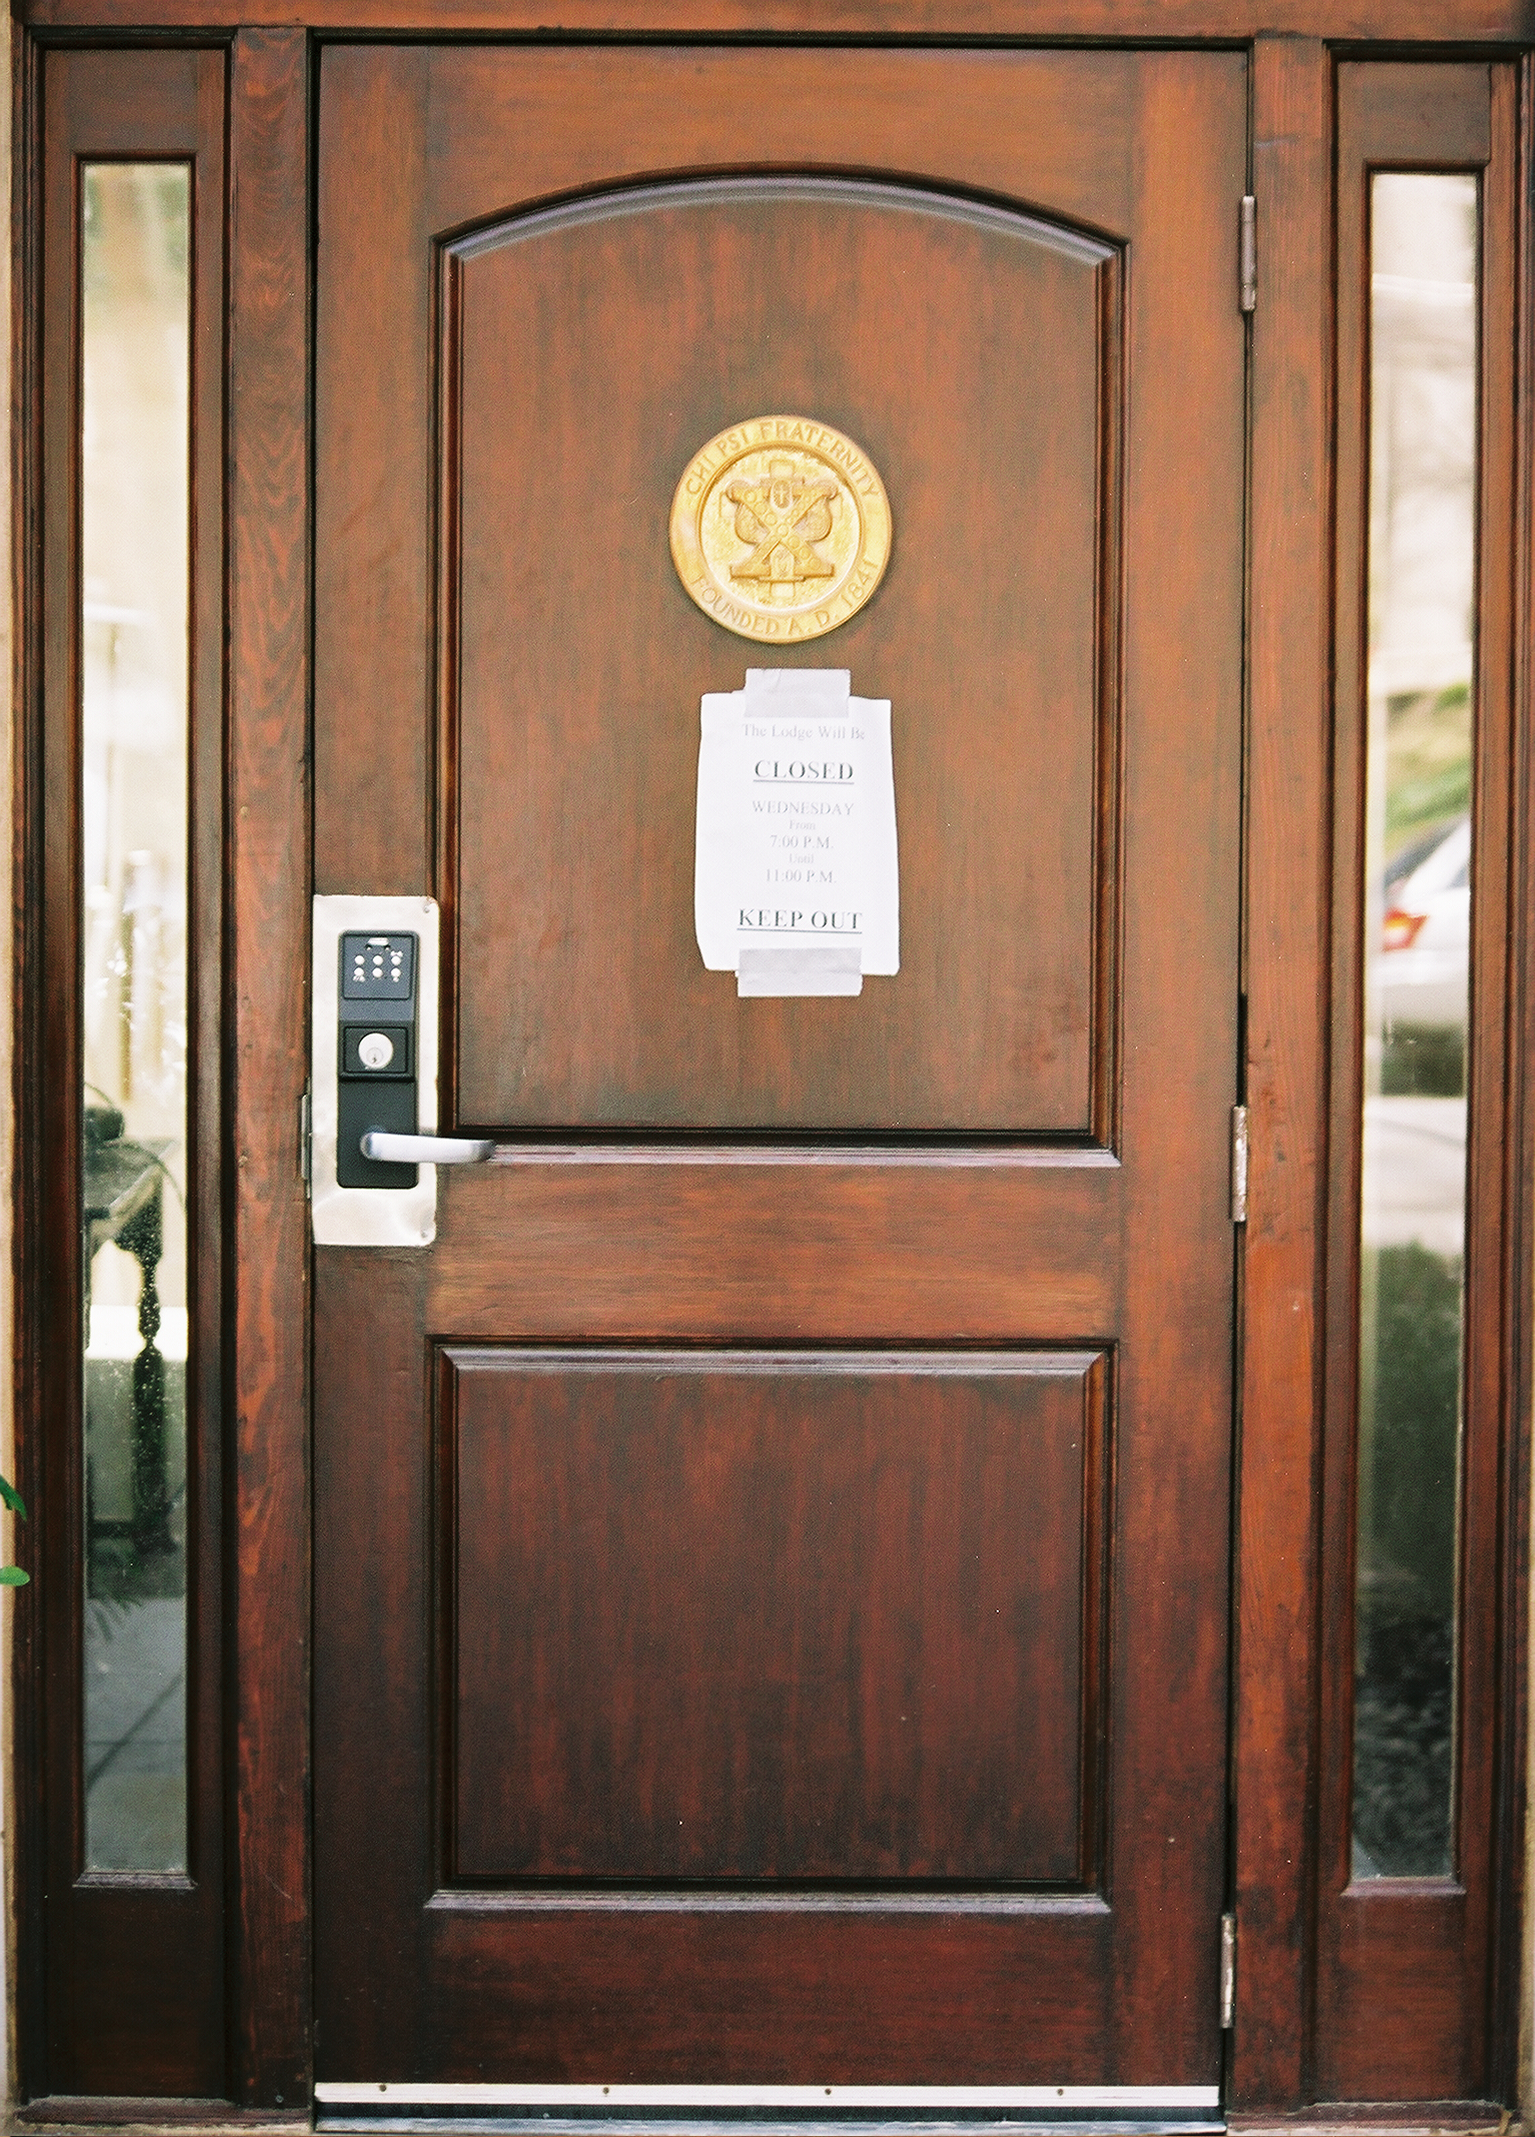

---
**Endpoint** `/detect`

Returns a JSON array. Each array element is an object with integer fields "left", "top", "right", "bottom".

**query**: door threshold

[
  {"left": 312, "top": 2090, "right": 1223, "bottom": 2136},
  {"left": 316, "top": 2121, "right": 1225, "bottom": 2137}
]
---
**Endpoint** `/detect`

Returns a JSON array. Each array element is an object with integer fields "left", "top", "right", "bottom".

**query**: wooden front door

[{"left": 310, "top": 44, "right": 1246, "bottom": 2088}]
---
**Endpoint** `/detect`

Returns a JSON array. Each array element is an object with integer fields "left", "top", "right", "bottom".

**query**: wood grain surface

[
  {"left": 1313, "top": 58, "right": 1514, "bottom": 2107},
  {"left": 27, "top": 44, "right": 229, "bottom": 2104},
  {"left": 16, "top": 0, "right": 1535, "bottom": 37},
  {"left": 447, "top": 1348, "right": 1104, "bottom": 1883},
  {"left": 227, "top": 26, "right": 313, "bottom": 2113},
  {"left": 1229, "top": 33, "right": 1332, "bottom": 2116},
  {"left": 12, "top": 7, "right": 1533, "bottom": 2118},
  {"left": 450, "top": 182, "right": 1112, "bottom": 1133},
  {"left": 313, "top": 42, "right": 1245, "bottom": 2086}
]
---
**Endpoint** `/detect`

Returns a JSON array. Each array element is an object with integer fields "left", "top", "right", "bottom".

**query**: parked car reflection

[{"left": 1380, "top": 810, "right": 1470, "bottom": 1039}]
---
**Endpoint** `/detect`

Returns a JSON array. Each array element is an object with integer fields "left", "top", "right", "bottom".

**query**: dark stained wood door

[{"left": 311, "top": 44, "right": 1246, "bottom": 2086}]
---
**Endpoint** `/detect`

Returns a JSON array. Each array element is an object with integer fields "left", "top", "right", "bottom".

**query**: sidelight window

[
  {"left": 79, "top": 161, "right": 191, "bottom": 1876},
  {"left": 1353, "top": 170, "right": 1478, "bottom": 1882}
]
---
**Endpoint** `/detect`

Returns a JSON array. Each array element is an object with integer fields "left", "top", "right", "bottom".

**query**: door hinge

[
  {"left": 299, "top": 1085, "right": 312, "bottom": 1193},
  {"left": 1239, "top": 195, "right": 1257, "bottom": 313},
  {"left": 1230, "top": 1104, "right": 1249, "bottom": 1223},
  {"left": 1220, "top": 1911, "right": 1237, "bottom": 2028}
]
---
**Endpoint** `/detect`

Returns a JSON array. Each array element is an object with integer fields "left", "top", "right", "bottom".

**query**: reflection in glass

[
  {"left": 1354, "top": 173, "right": 1478, "bottom": 1880},
  {"left": 80, "top": 165, "right": 191, "bottom": 1875}
]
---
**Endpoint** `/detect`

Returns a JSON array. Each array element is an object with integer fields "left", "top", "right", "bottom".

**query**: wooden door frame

[
  {"left": 11, "top": 23, "right": 314, "bottom": 2110},
  {"left": 7, "top": 5, "right": 1532, "bottom": 2119}
]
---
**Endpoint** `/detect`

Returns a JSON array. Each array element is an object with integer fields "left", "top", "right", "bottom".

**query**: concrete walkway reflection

[{"left": 1362, "top": 1095, "right": 1466, "bottom": 1255}]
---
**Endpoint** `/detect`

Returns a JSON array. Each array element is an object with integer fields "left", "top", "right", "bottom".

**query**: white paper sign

[{"left": 695, "top": 669, "right": 898, "bottom": 997}]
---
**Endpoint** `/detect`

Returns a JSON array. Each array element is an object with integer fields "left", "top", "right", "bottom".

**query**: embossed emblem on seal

[{"left": 669, "top": 416, "right": 892, "bottom": 642}]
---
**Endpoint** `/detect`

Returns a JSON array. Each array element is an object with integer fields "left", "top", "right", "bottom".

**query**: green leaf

[
  {"left": 0, "top": 1476, "right": 26, "bottom": 1520},
  {"left": 0, "top": 1566, "right": 30, "bottom": 1586},
  {"left": 1385, "top": 757, "right": 1471, "bottom": 840}
]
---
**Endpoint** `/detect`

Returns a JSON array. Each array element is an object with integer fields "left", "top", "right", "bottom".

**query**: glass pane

[
  {"left": 80, "top": 164, "right": 191, "bottom": 1876},
  {"left": 1354, "top": 172, "right": 1478, "bottom": 1881}
]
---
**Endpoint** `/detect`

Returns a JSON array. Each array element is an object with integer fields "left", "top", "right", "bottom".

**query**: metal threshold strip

[{"left": 314, "top": 2082, "right": 1224, "bottom": 2135}]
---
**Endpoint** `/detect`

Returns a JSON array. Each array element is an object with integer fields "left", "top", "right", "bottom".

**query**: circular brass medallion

[{"left": 669, "top": 416, "right": 892, "bottom": 643}]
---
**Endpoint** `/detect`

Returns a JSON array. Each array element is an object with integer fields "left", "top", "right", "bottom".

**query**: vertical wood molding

[
  {"left": 12, "top": 23, "right": 49, "bottom": 2099},
  {"left": 228, "top": 25, "right": 312, "bottom": 2108},
  {"left": 1233, "top": 33, "right": 1332, "bottom": 2112},
  {"left": 1475, "top": 59, "right": 1528, "bottom": 2109},
  {"left": 0, "top": 3, "right": 18, "bottom": 2110},
  {"left": 1512, "top": 49, "right": 1535, "bottom": 2128}
]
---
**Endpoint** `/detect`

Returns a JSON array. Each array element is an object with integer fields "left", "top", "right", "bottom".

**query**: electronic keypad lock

[
  {"left": 311, "top": 895, "right": 448, "bottom": 1246},
  {"left": 344, "top": 985, "right": 495, "bottom": 1175},
  {"left": 337, "top": 929, "right": 418, "bottom": 1188}
]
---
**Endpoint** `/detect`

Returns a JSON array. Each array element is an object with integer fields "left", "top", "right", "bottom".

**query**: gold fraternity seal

[{"left": 669, "top": 416, "right": 892, "bottom": 643}]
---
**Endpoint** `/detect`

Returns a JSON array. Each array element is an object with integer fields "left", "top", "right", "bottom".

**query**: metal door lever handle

[{"left": 360, "top": 1131, "right": 495, "bottom": 1165}]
